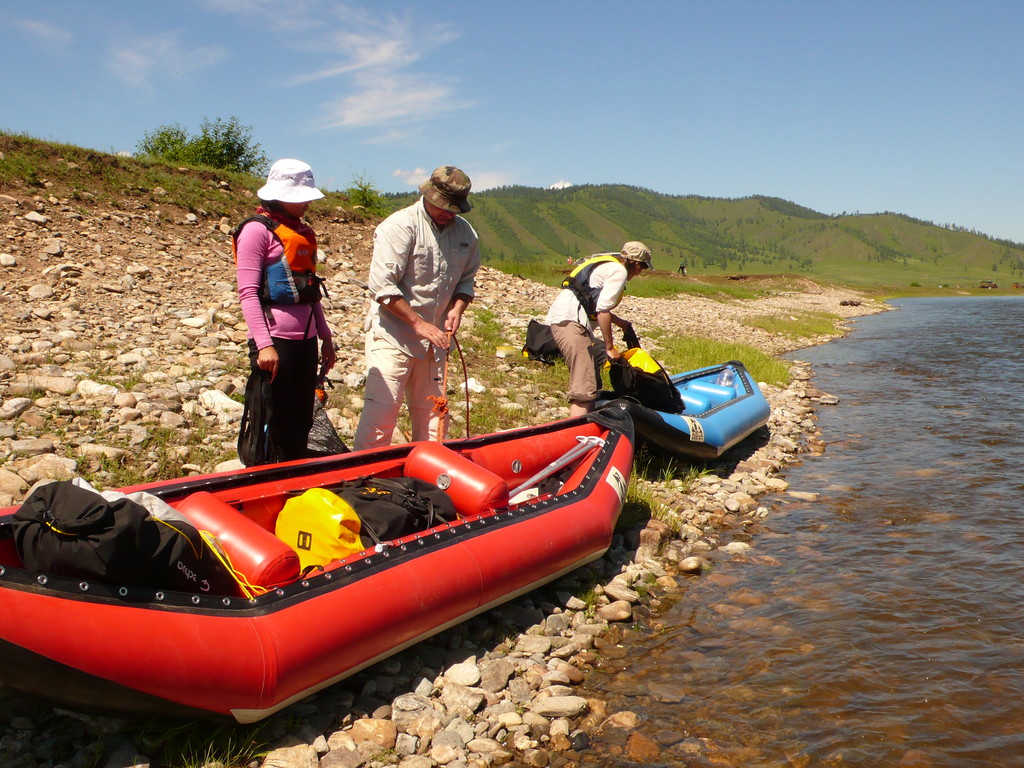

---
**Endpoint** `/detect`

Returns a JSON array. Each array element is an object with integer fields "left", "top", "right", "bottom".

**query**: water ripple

[{"left": 582, "top": 298, "right": 1024, "bottom": 768}]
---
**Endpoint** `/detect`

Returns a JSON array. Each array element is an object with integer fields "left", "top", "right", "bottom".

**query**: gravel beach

[{"left": 0, "top": 190, "right": 888, "bottom": 768}]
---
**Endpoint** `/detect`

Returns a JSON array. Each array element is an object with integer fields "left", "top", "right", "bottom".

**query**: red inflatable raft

[{"left": 0, "top": 411, "right": 633, "bottom": 722}]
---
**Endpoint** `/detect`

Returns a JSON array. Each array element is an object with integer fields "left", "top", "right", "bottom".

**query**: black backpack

[
  {"left": 522, "top": 320, "right": 561, "bottom": 365},
  {"left": 328, "top": 476, "right": 459, "bottom": 547}
]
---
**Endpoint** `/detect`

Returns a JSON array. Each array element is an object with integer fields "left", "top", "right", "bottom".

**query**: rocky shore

[{"left": 0, "top": 187, "right": 887, "bottom": 768}]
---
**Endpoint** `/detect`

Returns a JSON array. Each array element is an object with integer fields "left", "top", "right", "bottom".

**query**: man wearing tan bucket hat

[
  {"left": 544, "top": 241, "right": 653, "bottom": 417},
  {"left": 354, "top": 165, "right": 480, "bottom": 449}
]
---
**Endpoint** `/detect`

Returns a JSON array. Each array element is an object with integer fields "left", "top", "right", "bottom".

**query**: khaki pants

[
  {"left": 549, "top": 321, "right": 606, "bottom": 405},
  {"left": 353, "top": 332, "right": 447, "bottom": 450}
]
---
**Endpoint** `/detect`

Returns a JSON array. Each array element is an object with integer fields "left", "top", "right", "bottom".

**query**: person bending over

[{"left": 545, "top": 241, "right": 653, "bottom": 417}]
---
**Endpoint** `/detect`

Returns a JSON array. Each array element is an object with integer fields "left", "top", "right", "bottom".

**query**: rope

[
  {"left": 453, "top": 335, "right": 471, "bottom": 438},
  {"left": 428, "top": 332, "right": 473, "bottom": 441},
  {"left": 198, "top": 530, "right": 269, "bottom": 600},
  {"left": 429, "top": 333, "right": 452, "bottom": 441}
]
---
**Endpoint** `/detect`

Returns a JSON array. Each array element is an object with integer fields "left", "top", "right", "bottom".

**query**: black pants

[{"left": 247, "top": 337, "right": 318, "bottom": 462}]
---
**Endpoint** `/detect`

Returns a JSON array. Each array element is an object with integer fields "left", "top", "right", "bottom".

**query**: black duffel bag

[
  {"left": 329, "top": 476, "right": 459, "bottom": 548},
  {"left": 522, "top": 319, "right": 561, "bottom": 365},
  {"left": 13, "top": 481, "right": 237, "bottom": 594},
  {"left": 237, "top": 368, "right": 281, "bottom": 467}
]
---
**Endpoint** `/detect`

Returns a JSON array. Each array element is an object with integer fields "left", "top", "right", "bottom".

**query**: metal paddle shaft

[{"left": 508, "top": 435, "right": 606, "bottom": 499}]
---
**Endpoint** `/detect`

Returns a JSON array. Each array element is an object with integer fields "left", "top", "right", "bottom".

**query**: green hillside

[
  {"left": 390, "top": 184, "right": 1024, "bottom": 290},
  {"left": 4, "top": 126, "right": 1018, "bottom": 292}
]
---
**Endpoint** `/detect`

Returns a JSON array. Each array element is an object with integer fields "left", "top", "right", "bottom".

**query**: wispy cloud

[
  {"left": 319, "top": 73, "right": 457, "bottom": 130},
  {"left": 106, "top": 32, "right": 227, "bottom": 93},
  {"left": 297, "top": 8, "right": 467, "bottom": 131},
  {"left": 12, "top": 18, "right": 73, "bottom": 49},
  {"left": 198, "top": 2, "right": 470, "bottom": 134}
]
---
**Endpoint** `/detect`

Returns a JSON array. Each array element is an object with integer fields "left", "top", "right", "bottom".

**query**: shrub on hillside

[{"left": 136, "top": 117, "right": 268, "bottom": 175}]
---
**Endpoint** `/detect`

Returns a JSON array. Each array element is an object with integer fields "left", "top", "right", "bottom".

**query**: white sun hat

[{"left": 257, "top": 159, "right": 325, "bottom": 203}]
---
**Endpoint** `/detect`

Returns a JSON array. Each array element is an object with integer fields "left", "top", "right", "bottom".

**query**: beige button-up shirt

[{"left": 365, "top": 198, "right": 480, "bottom": 358}]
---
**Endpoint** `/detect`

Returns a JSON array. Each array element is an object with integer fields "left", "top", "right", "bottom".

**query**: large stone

[
  {"left": 596, "top": 600, "right": 633, "bottom": 622},
  {"left": 0, "top": 397, "right": 33, "bottom": 420},
  {"left": 515, "top": 635, "right": 552, "bottom": 655},
  {"left": 77, "top": 380, "right": 119, "bottom": 398},
  {"left": 348, "top": 718, "right": 397, "bottom": 749},
  {"left": 0, "top": 468, "right": 28, "bottom": 498},
  {"left": 478, "top": 658, "right": 515, "bottom": 693},
  {"left": 198, "top": 388, "right": 245, "bottom": 424},
  {"left": 16, "top": 454, "right": 78, "bottom": 483},
  {"left": 530, "top": 696, "right": 589, "bottom": 718},
  {"left": 10, "top": 438, "right": 55, "bottom": 456},
  {"left": 444, "top": 660, "right": 481, "bottom": 687}
]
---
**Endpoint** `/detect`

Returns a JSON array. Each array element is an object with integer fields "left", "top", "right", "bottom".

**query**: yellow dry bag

[
  {"left": 274, "top": 488, "right": 363, "bottom": 569},
  {"left": 621, "top": 348, "right": 663, "bottom": 374}
]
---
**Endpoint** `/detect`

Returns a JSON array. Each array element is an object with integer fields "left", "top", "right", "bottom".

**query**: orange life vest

[{"left": 232, "top": 214, "right": 323, "bottom": 305}]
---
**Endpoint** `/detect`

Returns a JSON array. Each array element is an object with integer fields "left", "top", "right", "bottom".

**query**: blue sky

[{"left": 3, "top": 1, "right": 1023, "bottom": 242}]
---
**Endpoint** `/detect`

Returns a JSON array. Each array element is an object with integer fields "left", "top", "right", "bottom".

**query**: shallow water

[{"left": 581, "top": 297, "right": 1024, "bottom": 767}]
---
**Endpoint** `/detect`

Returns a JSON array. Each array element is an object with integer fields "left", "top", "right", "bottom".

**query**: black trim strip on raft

[
  {"left": 625, "top": 403, "right": 766, "bottom": 459},
  {"left": 0, "top": 412, "right": 634, "bottom": 616}
]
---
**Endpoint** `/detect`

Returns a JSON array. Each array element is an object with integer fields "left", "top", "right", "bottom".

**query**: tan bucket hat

[{"left": 419, "top": 165, "right": 472, "bottom": 213}]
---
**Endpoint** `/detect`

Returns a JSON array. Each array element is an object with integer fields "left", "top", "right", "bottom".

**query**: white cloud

[
  {"left": 12, "top": 19, "right": 73, "bottom": 48},
  {"left": 393, "top": 167, "right": 431, "bottom": 188},
  {"left": 198, "top": 2, "right": 470, "bottom": 133},
  {"left": 550, "top": 180, "right": 574, "bottom": 190},
  {"left": 319, "top": 73, "right": 463, "bottom": 130},
  {"left": 106, "top": 32, "right": 227, "bottom": 93}
]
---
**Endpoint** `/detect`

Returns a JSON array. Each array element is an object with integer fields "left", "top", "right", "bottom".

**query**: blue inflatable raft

[{"left": 598, "top": 360, "right": 771, "bottom": 459}]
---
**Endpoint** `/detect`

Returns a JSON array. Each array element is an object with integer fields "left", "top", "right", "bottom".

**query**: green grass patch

[
  {"left": 618, "top": 471, "right": 660, "bottom": 532},
  {"left": 633, "top": 446, "right": 710, "bottom": 486},
  {"left": 131, "top": 720, "right": 271, "bottom": 768},
  {"left": 647, "top": 332, "right": 790, "bottom": 387},
  {"left": 742, "top": 310, "right": 841, "bottom": 339}
]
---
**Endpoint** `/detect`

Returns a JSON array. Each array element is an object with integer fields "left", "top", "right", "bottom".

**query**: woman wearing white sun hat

[{"left": 232, "top": 159, "right": 336, "bottom": 463}]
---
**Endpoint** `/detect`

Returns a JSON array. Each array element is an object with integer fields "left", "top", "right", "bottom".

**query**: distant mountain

[{"left": 392, "top": 184, "right": 1024, "bottom": 289}]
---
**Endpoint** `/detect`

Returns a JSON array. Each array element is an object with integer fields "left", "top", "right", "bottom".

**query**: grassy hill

[
  {"left": 388, "top": 184, "right": 1024, "bottom": 291},
  {"left": 5, "top": 129, "right": 1020, "bottom": 292}
]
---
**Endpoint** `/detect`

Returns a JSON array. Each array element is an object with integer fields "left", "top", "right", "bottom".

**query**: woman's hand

[
  {"left": 256, "top": 344, "right": 280, "bottom": 381},
  {"left": 320, "top": 340, "right": 337, "bottom": 373}
]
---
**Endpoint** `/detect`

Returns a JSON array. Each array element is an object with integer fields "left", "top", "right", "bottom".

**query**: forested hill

[{"left": 391, "top": 184, "right": 1024, "bottom": 289}]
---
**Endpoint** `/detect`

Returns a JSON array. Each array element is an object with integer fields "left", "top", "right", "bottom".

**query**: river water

[{"left": 581, "top": 297, "right": 1024, "bottom": 767}]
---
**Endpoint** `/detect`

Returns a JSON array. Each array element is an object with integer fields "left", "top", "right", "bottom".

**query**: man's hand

[
  {"left": 380, "top": 295, "right": 450, "bottom": 348},
  {"left": 412, "top": 316, "right": 451, "bottom": 348},
  {"left": 444, "top": 305, "right": 465, "bottom": 335}
]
